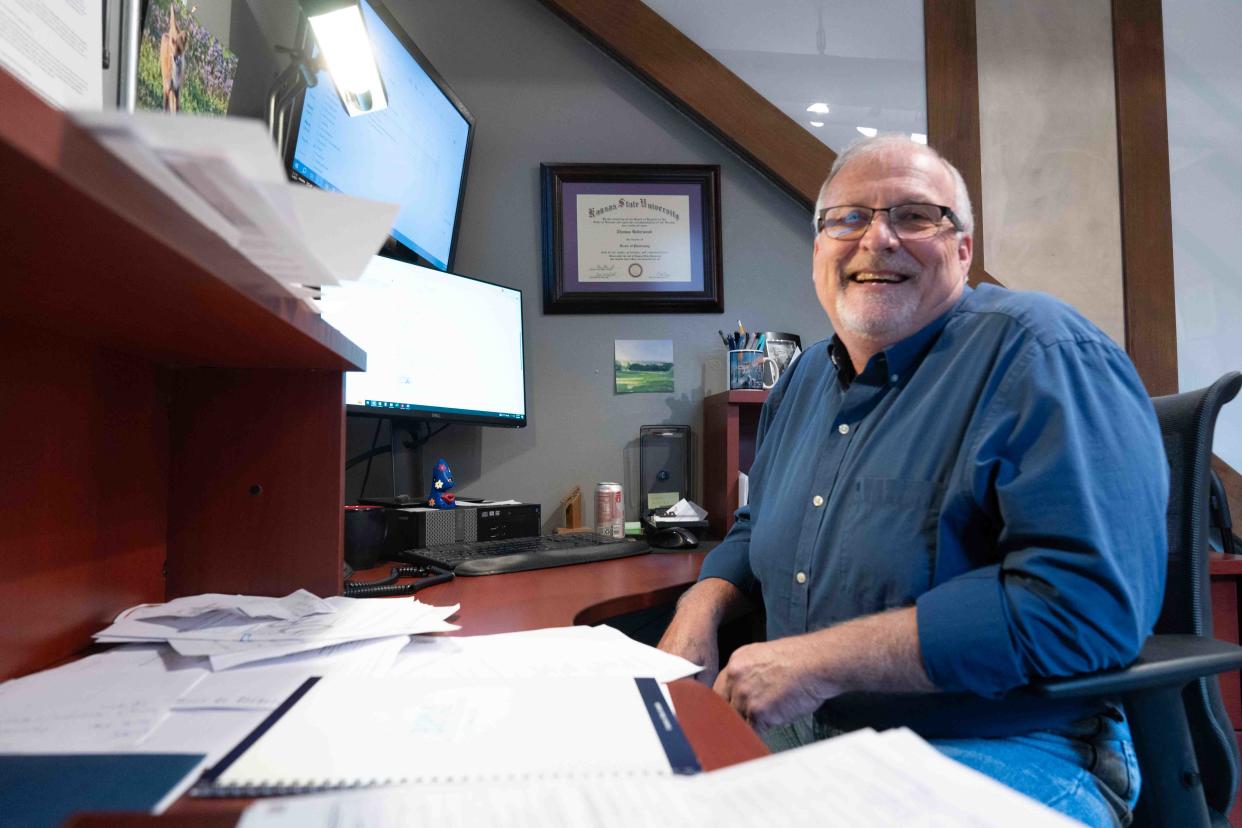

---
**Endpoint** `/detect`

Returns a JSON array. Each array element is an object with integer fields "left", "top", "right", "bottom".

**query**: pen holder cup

[
  {"left": 727, "top": 350, "right": 777, "bottom": 391},
  {"left": 344, "top": 505, "right": 387, "bottom": 571}
]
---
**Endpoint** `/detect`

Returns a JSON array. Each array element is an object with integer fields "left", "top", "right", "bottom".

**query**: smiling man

[{"left": 658, "top": 136, "right": 1168, "bottom": 827}]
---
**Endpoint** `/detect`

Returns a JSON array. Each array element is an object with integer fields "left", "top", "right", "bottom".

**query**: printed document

[
  {"left": 0, "top": 0, "right": 102, "bottom": 109},
  {"left": 208, "top": 675, "right": 686, "bottom": 792},
  {"left": 238, "top": 728, "right": 1080, "bottom": 828}
]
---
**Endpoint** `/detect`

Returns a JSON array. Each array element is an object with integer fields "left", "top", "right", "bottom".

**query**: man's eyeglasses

[{"left": 816, "top": 203, "right": 964, "bottom": 241}]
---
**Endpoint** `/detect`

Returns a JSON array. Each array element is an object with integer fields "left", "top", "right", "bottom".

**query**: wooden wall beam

[
  {"left": 1111, "top": 0, "right": 1179, "bottom": 397},
  {"left": 535, "top": 0, "right": 834, "bottom": 209},
  {"left": 923, "top": 0, "right": 996, "bottom": 286}
]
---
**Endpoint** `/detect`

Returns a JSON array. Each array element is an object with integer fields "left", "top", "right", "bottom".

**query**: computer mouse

[{"left": 648, "top": 526, "right": 699, "bottom": 550}]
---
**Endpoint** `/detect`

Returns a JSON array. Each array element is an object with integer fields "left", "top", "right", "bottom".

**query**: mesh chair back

[{"left": 1151, "top": 372, "right": 1242, "bottom": 816}]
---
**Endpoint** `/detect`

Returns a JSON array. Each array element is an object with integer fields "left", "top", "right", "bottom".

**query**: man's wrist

[{"left": 678, "top": 578, "right": 743, "bottom": 627}]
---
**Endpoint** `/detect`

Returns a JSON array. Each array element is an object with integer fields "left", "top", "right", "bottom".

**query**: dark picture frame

[{"left": 541, "top": 163, "right": 724, "bottom": 314}]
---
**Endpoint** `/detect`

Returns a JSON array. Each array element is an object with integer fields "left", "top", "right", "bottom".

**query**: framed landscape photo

[{"left": 541, "top": 163, "right": 724, "bottom": 314}]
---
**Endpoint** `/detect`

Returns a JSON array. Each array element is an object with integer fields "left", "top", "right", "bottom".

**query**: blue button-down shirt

[{"left": 700, "top": 284, "right": 1168, "bottom": 738}]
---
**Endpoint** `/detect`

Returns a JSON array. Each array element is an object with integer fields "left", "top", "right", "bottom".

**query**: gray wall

[
  {"left": 344, "top": 0, "right": 827, "bottom": 529},
  {"left": 101, "top": 0, "right": 830, "bottom": 531}
]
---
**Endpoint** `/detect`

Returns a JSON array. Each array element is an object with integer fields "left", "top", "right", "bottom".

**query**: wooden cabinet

[
  {"left": 0, "top": 69, "right": 364, "bottom": 681},
  {"left": 1209, "top": 557, "right": 1242, "bottom": 826},
  {"left": 702, "top": 390, "right": 767, "bottom": 539}
]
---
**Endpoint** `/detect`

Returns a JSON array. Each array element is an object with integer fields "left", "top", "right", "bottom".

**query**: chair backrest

[{"left": 1151, "top": 371, "right": 1242, "bottom": 816}]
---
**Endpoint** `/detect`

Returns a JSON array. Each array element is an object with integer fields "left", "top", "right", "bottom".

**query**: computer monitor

[
  {"left": 285, "top": 0, "right": 473, "bottom": 271},
  {"left": 318, "top": 255, "right": 526, "bottom": 428}
]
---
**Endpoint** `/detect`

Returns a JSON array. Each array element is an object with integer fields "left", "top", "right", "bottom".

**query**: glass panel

[
  {"left": 643, "top": 0, "right": 926, "bottom": 154},
  {"left": 1163, "top": 0, "right": 1242, "bottom": 470}
]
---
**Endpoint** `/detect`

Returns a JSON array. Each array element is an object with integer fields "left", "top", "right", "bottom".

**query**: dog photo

[{"left": 137, "top": 0, "right": 238, "bottom": 115}]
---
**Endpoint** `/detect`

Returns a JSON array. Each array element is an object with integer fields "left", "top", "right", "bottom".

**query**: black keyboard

[{"left": 397, "top": 533, "right": 650, "bottom": 576}]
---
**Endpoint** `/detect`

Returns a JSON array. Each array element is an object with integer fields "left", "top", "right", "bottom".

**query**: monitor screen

[
  {"left": 318, "top": 256, "right": 526, "bottom": 427},
  {"left": 287, "top": 0, "right": 473, "bottom": 271}
]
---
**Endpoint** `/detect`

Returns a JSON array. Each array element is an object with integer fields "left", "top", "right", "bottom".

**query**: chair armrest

[{"left": 1030, "top": 635, "right": 1242, "bottom": 700}]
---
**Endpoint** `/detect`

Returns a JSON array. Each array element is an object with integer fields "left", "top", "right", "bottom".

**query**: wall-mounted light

[
  {"left": 806, "top": 102, "right": 831, "bottom": 115},
  {"left": 809, "top": 121, "right": 824, "bottom": 128},
  {"left": 856, "top": 126, "right": 878, "bottom": 137},
  {"left": 300, "top": 0, "right": 387, "bottom": 116}
]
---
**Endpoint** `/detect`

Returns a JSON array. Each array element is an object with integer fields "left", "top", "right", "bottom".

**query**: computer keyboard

[{"left": 397, "top": 532, "right": 650, "bottom": 576}]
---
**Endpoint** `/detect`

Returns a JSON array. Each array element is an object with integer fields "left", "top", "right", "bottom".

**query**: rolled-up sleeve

[{"left": 917, "top": 339, "right": 1168, "bottom": 697}]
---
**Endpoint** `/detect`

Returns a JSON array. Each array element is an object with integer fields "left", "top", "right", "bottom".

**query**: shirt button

[
  {"left": 890, "top": 374, "right": 899, "bottom": 383},
  {"left": 812, "top": 495, "right": 824, "bottom": 507},
  {"left": 837, "top": 423, "right": 850, "bottom": 435},
  {"left": 796, "top": 571, "right": 807, "bottom": 584}
]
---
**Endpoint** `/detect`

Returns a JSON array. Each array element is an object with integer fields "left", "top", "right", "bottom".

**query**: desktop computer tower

[{"left": 383, "top": 503, "right": 541, "bottom": 554}]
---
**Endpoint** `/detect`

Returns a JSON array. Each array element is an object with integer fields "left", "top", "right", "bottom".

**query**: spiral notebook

[{"left": 192, "top": 674, "right": 699, "bottom": 796}]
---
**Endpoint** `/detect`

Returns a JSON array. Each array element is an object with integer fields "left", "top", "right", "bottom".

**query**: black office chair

[{"left": 1033, "top": 371, "right": 1242, "bottom": 827}]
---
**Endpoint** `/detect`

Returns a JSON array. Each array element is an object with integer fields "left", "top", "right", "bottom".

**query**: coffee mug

[
  {"left": 727, "top": 349, "right": 776, "bottom": 390},
  {"left": 343, "top": 505, "right": 387, "bottom": 570}
]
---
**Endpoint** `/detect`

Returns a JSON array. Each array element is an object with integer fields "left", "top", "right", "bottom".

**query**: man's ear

[{"left": 957, "top": 233, "right": 974, "bottom": 280}]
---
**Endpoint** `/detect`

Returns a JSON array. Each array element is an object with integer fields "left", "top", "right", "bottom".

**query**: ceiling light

[
  {"left": 911, "top": 133, "right": 928, "bottom": 144},
  {"left": 856, "top": 126, "right": 878, "bottom": 137},
  {"left": 809, "top": 121, "right": 824, "bottom": 128},
  {"left": 806, "top": 102, "right": 830, "bottom": 115}
]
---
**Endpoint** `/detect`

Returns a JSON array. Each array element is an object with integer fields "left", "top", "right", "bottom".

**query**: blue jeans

[{"left": 764, "top": 709, "right": 1139, "bottom": 827}]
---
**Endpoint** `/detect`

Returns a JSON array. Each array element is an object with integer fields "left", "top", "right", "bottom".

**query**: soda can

[{"left": 594, "top": 482, "right": 624, "bottom": 538}]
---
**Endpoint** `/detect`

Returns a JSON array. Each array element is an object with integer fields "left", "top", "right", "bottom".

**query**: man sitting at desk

[{"left": 658, "top": 135, "right": 1166, "bottom": 827}]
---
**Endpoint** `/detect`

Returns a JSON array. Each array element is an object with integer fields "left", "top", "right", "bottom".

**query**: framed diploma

[{"left": 541, "top": 163, "right": 723, "bottom": 314}]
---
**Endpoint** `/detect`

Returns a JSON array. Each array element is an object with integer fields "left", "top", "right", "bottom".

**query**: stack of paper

[
  {"left": 648, "top": 498, "right": 709, "bottom": 527},
  {"left": 389, "top": 625, "right": 702, "bottom": 683},
  {"left": 93, "top": 590, "right": 460, "bottom": 670},
  {"left": 236, "top": 727, "right": 1080, "bottom": 828},
  {"left": 70, "top": 111, "right": 400, "bottom": 306}
]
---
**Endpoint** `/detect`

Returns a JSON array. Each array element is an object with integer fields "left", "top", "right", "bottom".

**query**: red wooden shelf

[
  {"left": 0, "top": 68, "right": 361, "bottom": 680},
  {"left": 702, "top": 390, "right": 768, "bottom": 538}
]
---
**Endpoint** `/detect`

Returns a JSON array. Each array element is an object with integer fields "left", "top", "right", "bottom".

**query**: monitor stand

[{"left": 351, "top": 417, "right": 450, "bottom": 507}]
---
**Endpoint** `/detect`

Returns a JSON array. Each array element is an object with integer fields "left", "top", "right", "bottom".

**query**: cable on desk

[{"left": 343, "top": 563, "right": 454, "bottom": 598}]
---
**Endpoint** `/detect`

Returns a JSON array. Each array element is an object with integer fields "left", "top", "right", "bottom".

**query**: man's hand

[
  {"left": 656, "top": 578, "right": 747, "bottom": 686},
  {"left": 713, "top": 607, "right": 935, "bottom": 733},
  {"left": 712, "top": 637, "right": 840, "bottom": 732}
]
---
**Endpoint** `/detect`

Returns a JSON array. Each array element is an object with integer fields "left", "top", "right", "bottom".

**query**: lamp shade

[{"left": 301, "top": 0, "right": 387, "bottom": 116}]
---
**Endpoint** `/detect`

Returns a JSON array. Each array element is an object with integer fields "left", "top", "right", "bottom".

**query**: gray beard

[{"left": 834, "top": 285, "right": 920, "bottom": 340}]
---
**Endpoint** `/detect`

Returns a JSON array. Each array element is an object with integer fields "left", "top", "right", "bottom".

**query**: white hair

[{"left": 812, "top": 134, "right": 974, "bottom": 236}]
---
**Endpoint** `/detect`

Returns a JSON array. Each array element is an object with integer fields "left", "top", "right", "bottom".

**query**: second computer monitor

[{"left": 319, "top": 256, "right": 526, "bottom": 428}]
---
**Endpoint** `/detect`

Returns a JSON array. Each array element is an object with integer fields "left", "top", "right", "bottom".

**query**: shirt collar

[{"left": 829, "top": 284, "right": 973, "bottom": 387}]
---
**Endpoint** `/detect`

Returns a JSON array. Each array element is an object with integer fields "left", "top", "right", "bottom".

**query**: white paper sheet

[
  {"left": 0, "top": 669, "right": 205, "bottom": 753},
  {"left": 213, "top": 675, "right": 680, "bottom": 791},
  {"left": 387, "top": 626, "right": 700, "bottom": 683},
  {"left": 0, "top": 0, "right": 102, "bottom": 109},
  {"left": 174, "top": 637, "right": 410, "bottom": 711},
  {"left": 119, "top": 589, "right": 335, "bottom": 623},
  {"left": 97, "top": 597, "right": 458, "bottom": 647},
  {"left": 70, "top": 111, "right": 400, "bottom": 290},
  {"left": 237, "top": 728, "right": 1081, "bottom": 828}
]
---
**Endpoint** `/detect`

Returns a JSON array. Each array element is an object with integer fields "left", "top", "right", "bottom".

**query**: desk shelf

[
  {"left": 0, "top": 69, "right": 363, "bottom": 680},
  {"left": 702, "top": 390, "right": 768, "bottom": 538}
]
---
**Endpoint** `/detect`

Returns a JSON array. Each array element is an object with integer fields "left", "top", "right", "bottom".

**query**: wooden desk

[{"left": 72, "top": 552, "right": 768, "bottom": 826}]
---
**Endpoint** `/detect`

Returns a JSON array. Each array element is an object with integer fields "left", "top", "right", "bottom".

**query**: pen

[
  {"left": 718, "top": 329, "right": 730, "bottom": 348},
  {"left": 756, "top": 334, "right": 765, "bottom": 351}
]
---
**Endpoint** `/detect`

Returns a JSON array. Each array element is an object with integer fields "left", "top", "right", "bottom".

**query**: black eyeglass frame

[{"left": 816, "top": 203, "right": 965, "bottom": 240}]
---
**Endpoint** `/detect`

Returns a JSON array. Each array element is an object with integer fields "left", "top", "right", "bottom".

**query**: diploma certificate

[{"left": 575, "top": 194, "right": 692, "bottom": 283}]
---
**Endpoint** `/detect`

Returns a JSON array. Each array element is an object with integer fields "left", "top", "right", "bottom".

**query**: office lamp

[{"left": 268, "top": 0, "right": 387, "bottom": 150}]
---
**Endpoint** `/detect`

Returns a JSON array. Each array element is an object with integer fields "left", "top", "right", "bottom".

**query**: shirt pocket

[{"left": 830, "top": 477, "right": 944, "bottom": 611}]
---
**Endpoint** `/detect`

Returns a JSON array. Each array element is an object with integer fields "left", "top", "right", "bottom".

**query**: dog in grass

[{"left": 159, "top": 5, "right": 189, "bottom": 112}]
